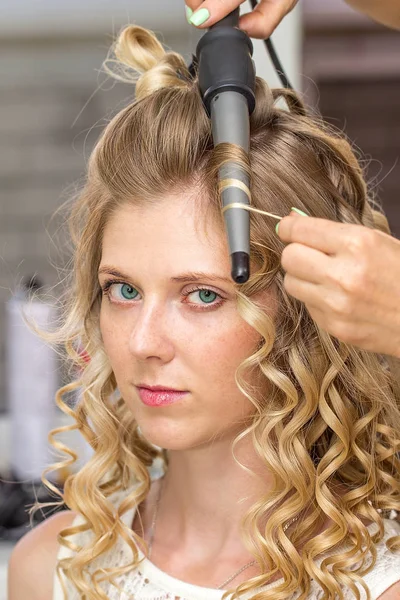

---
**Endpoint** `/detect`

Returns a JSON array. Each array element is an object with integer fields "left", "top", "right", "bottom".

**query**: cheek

[
  {"left": 99, "top": 307, "right": 110, "bottom": 348},
  {"left": 99, "top": 306, "right": 125, "bottom": 365},
  {"left": 195, "top": 320, "right": 262, "bottom": 392}
]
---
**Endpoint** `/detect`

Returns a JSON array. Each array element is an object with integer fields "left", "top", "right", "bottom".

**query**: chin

[{"left": 137, "top": 417, "right": 214, "bottom": 452}]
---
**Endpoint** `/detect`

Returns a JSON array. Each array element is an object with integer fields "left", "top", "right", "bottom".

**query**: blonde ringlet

[{"left": 26, "top": 23, "right": 400, "bottom": 600}]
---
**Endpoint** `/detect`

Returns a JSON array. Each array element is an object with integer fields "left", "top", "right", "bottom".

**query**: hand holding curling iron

[
  {"left": 277, "top": 211, "right": 400, "bottom": 359},
  {"left": 188, "top": 0, "right": 400, "bottom": 357},
  {"left": 185, "top": 0, "right": 298, "bottom": 39},
  {"left": 185, "top": 0, "right": 400, "bottom": 38}
]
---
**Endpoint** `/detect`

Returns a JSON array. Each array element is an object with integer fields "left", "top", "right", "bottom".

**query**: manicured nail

[
  {"left": 189, "top": 7, "right": 210, "bottom": 26},
  {"left": 275, "top": 222, "right": 280, "bottom": 235},
  {"left": 291, "top": 207, "right": 309, "bottom": 217},
  {"left": 185, "top": 5, "right": 193, "bottom": 22}
]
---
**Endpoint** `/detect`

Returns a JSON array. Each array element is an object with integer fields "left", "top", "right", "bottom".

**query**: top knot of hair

[{"left": 103, "top": 24, "right": 195, "bottom": 100}]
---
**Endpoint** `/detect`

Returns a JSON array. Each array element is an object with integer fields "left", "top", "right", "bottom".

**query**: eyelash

[{"left": 100, "top": 279, "right": 225, "bottom": 311}]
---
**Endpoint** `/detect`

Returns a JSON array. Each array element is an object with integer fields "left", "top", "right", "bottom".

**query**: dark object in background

[
  {"left": 318, "top": 77, "right": 400, "bottom": 239},
  {"left": 0, "top": 470, "right": 67, "bottom": 542},
  {"left": 22, "top": 274, "right": 44, "bottom": 293}
]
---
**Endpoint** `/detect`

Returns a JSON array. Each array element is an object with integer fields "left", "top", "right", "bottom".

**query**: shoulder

[
  {"left": 8, "top": 509, "right": 78, "bottom": 600},
  {"left": 376, "top": 581, "right": 400, "bottom": 600}
]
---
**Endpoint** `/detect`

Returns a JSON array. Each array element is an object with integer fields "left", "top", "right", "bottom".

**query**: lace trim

[{"left": 111, "top": 569, "right": 178, "bottom": 600}]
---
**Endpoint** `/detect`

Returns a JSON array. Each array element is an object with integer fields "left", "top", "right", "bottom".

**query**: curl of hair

[
  {"left": 28, "top": 24, "right": 400, "bottom": 600},
  {"left": 102, "top": 24, "right": 194, "bottom": 100}
]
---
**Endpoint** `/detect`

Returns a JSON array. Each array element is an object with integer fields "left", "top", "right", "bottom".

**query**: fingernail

[
  {"left": 275, "top": 222, "right": 280, "bottom": 235},
  {"left": 291, "top": 207, "right": 309, "bottom": 217},
  {"left": 189, "top": 7, "right": 210, "bottom": 26},
  {"left": 185, "top": 5, "right": 193, "bottom": 22}
]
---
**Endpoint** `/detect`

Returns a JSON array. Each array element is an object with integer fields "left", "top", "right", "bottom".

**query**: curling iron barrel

[{"left": 196, "top": 8, "right": 256, "bottom": 284}]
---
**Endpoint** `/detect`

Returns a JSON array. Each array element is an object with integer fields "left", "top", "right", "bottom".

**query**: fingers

[
  {"left": 239, "top": 0, "right": 298, "bottom": 39},
  {"left": 281, "top": 243, "right": 333, "bottom": 286},
  {"left": 185, "top": 0, "right": 207, "bottom": 10},
  {"left": 184, "top": 0, "right": 247, "bottom": 28},
  {"left": 277, "top": 214, "right": 359, "bottom": 256},
  {"left": 184, "top": 0, "right": 298, "bottom": 38}
]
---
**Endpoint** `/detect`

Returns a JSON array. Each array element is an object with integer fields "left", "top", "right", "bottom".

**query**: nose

[{"left": 128, "top": 298, "right": 173, "bottom": 360}]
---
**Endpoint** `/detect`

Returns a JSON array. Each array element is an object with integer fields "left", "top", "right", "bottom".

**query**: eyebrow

[{"left": 98, "top": 266, "right": 233, "bottom": 285}]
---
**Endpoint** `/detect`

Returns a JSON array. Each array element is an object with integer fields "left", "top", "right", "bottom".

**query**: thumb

[{"left": 239, "top": 0, "right": 298, "bottom": 39}]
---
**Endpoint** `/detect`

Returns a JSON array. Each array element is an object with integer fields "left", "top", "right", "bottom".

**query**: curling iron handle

[{"left": 209, "top": 7, "right": 239, "bottom": 29}]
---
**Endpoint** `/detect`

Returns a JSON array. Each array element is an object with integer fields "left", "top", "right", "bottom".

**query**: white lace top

[{"left": 53, "top": 483, "right": 400, "bottom": 600}]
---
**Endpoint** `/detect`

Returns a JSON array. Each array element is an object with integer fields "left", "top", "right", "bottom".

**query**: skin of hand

[
  {"left": 276, "top": 211, "right": 400, "bottom": 359},
  {"left": 185, "top": 0, "right": 298, "bottom": 39},
  {"left": 345, "top": 0, "right": 400, "bottom": 30},
  {"left": 185, "top": 0, "right": 400, "bottom": 39}
]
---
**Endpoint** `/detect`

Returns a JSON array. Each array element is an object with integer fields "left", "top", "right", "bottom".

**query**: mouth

[
  {"left": 136, "top": 383, "right": 187, "bottom": 392},
  {"left": 136, "top": 386, "right": 188, "bottom": 407}
]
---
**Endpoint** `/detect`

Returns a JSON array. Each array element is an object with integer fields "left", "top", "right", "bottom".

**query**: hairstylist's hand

[
  {"left": 185, "top": 0, "right": 298, "bottom": 39},
  {"left": 276, "top": 211, "right": 400, "bottom": 359}
]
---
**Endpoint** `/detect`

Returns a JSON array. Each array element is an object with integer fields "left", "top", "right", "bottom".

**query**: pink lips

[{"left": 137, "top": 387, "right": 188, "bottom": 407}]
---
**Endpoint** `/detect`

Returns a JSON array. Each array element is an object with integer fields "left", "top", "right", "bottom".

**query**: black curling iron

[{"left": 192, "top": 2, "right": 293, "bottom": 284}]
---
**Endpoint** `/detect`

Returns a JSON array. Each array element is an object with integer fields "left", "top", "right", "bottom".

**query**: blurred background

[{"left": 0, "top": 0, "right": 399, "bottom": 597}]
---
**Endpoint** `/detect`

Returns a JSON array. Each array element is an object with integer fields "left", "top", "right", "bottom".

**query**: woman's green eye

[
  {"left": 119, "top": 284, "right": 138, "bottom": 300},
  {"left": 198, "top": 289, "right": 217, "bottom": 304}
]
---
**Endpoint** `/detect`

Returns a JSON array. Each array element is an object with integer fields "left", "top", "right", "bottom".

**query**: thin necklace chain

[{"left": 146, "top": 476, "right": 301, "bottom": 590}]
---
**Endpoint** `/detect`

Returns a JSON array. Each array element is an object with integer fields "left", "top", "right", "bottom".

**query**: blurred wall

[
  {"left": 0, "top": 2, "right": 301, "bottom": 412},
  {"left": 303, "top": 0, "right": 400, "bottom": 238},
  {"left": 0, "top": 32, "right": 190, "bottom": 413}
]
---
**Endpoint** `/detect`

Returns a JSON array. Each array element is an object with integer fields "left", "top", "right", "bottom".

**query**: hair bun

[{"left": 103, "top": 25, "right": 193, "bottom": 100}]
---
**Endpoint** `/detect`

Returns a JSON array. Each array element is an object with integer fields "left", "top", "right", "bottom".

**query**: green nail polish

[
  {"left": 189, "top": 7, "right": 210, "bottom": 26},
  {"left": 185, "top": 5, "right": 193, "bottom": 22},
  {"left": 275, "top": 222, "right": 280, "bottom": 235},
  {"left": 291, "top": 207, "right": 309, "bottom": 217}
]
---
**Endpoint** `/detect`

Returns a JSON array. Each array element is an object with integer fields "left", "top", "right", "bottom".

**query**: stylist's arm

[
  {"left": 277, "top": 212, "right": 400, "bottom": 359},
  {"left": 184, "top": 0, "right": 400, "bottom": 39}
]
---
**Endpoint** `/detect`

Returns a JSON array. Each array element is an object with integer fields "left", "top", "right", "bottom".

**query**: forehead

[{"left": 101, "top": 195, "right": 231, "bottom": 278}]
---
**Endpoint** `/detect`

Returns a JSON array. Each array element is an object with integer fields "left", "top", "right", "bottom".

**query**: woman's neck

[
  {"left": 150, "top": 436, "right": 275, "bottom": 561},
  {"left": 131, "top": 438, "right": 373, "bottom": 590}
]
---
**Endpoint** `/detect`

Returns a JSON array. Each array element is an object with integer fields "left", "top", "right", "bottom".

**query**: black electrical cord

[
  {"left": 248, "top": 0, "right": 294, "bottom": 90},
  {"left": 265, "top": 37, "right": 293, "bottom": 89}
]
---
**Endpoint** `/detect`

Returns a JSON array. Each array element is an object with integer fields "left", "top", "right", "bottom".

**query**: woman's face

[{"left": 99, "top": 193, "right": 276, "bottom": 451}]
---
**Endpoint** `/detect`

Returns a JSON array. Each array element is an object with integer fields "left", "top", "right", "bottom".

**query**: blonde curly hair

[{"left": 29, "top": 23, "right": 400, "bottom": 600}]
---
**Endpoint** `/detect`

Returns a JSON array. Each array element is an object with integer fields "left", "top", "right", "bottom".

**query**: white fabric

[
  {"left": 6, "top": 298, "right": 59, "bottom": 481},
  {"left": 53, "top": 484, "right": 400, "bottom": 600}
]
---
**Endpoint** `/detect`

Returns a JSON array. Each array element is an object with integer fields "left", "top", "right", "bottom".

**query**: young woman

[{"left": 8, "top": 24, "right": 400, "bottom": 600}]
